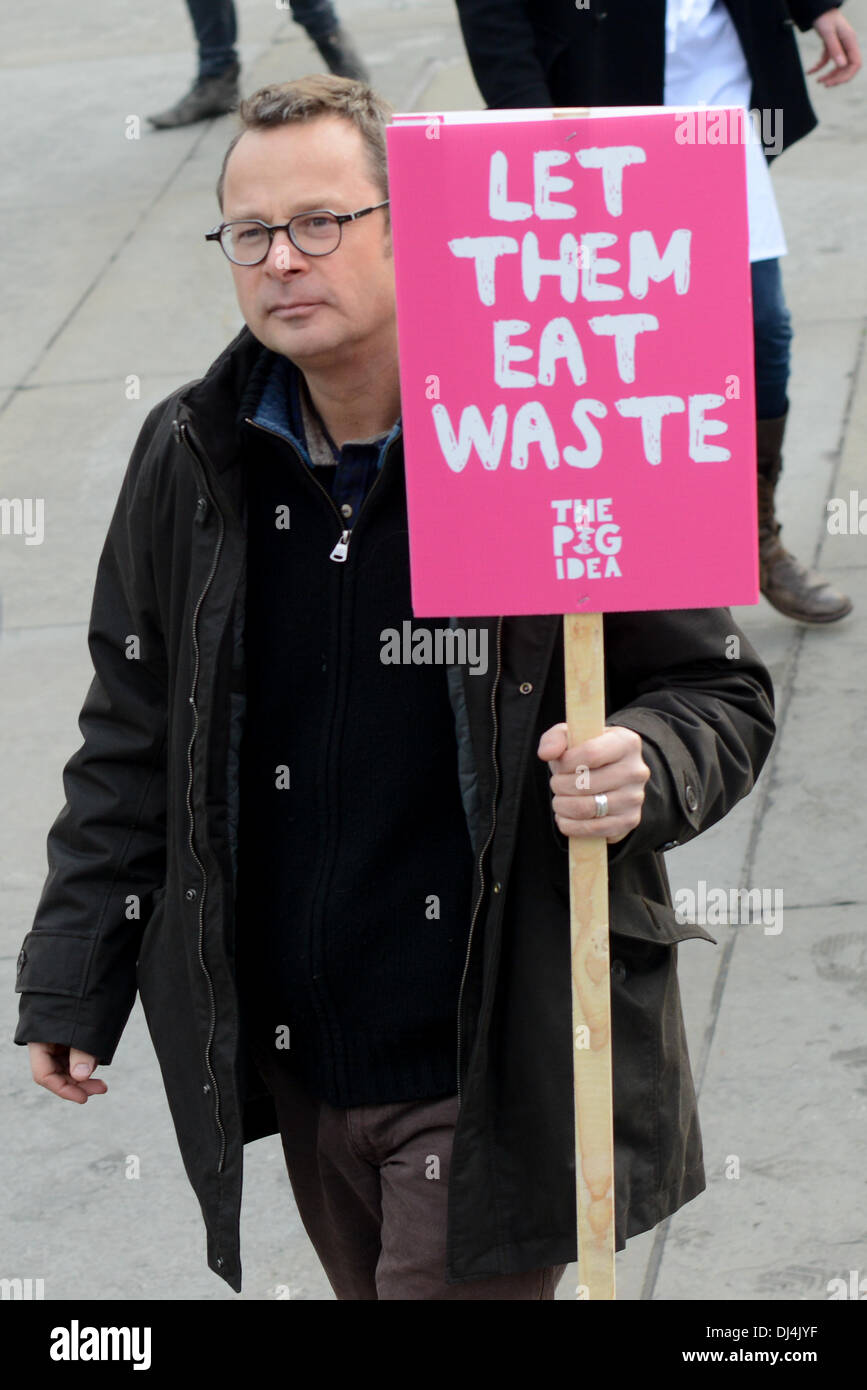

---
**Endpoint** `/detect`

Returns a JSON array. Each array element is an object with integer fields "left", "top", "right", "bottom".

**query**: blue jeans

[
  {"left": 187, "top": 0, "right": 340, "bottom": 78},
  {"left": 751, "top": 257, "right": 792, "bottom": 421},
  {"left": 187, "top": 0, "right": 237, "bottom": 79},
  {"left": 287, "top": 0, "right": 340, "bottom": 39}
]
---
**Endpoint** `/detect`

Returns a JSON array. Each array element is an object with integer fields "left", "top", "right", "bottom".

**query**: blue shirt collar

[{"left": 250, "top": 350, "right": 401, "bottom": 470}]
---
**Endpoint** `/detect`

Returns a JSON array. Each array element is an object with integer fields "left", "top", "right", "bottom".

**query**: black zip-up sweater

[{"left": 234, "top": 352, "right": 477, "bottom": 1106}]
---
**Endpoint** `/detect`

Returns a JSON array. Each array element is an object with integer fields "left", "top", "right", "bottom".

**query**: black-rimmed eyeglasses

[{"left": 205, "top": 201, "right": 390, "bottom": 265}]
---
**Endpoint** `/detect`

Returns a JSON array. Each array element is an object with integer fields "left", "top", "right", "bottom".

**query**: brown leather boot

[{"left": 756, "top": 412, "right": 852, "bottom": 623}]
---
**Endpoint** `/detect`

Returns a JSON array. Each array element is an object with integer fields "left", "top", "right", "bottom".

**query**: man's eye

[
  {"left": 298, "top": 215, "right": 335, "bottom": 233},
  {"left": 236, "top": 226, "right": 264, "bottom": 241}
]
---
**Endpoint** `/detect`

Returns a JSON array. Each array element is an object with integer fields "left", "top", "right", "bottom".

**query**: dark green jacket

[{"left": 14, "top": 325, "right": 775, "bottom": 1289}]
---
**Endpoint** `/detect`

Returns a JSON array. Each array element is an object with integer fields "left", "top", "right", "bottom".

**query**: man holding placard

[{"left": 15, "top": 77, "right": 775, "bottom": 1300}]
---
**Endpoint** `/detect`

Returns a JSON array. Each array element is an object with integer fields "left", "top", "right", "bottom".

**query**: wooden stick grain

[{"left": 563, "top": 611, "right": 616, "bottom": 1300}]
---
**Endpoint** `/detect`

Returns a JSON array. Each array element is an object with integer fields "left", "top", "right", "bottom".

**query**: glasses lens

[
  {"left": 290, "top": 212, "right": 340, "bottom": 255},
  {"left": 222, "top": 222, "right": 270, "bottom": 264}
]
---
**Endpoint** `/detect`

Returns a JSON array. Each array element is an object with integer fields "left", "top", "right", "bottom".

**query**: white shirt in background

[{"left": 664, "top": 0, "right": 787, "bottom": 261}]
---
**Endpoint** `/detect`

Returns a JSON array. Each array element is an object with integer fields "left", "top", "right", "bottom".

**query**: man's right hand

[{"left": 28, "top": 1042, "right": 107, "bottom": 1104}]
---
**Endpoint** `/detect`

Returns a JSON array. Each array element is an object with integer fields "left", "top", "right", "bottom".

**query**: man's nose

[{"left": 267, "top": 230, "right": 306, "bottom": 273}]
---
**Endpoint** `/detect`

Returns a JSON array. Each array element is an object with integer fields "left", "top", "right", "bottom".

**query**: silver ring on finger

[{"left": 593, "top": 793, "right": 608, "bottom": 819}]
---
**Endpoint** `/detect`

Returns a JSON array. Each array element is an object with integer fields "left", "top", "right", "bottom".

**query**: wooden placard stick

[{"left": 563, "top": 610, "right": 615, "bottom": 1300}]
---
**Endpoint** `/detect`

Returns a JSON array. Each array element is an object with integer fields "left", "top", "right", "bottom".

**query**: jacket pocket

[
  {"left": 15, "top": 930, "right": 95, "bottom": 998},
  {"left": 609, "top": 893, "right": 716, "bottom": 1005},
  {"left": 613, "top": 895, "right": 718, "bottom": 949}
]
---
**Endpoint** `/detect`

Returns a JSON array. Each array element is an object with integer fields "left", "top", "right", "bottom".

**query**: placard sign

[{"left": 386, "top": 109, "right": 757, "bottom": 616}]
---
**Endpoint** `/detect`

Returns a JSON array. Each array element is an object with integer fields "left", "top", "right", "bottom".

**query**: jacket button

[
  {"left": 611, "top": 959, "right": 626, "bottom": 982},
  {"left": 17, "top": 949, "right": 26, "bottom": 972},
  {"left": 684, "top": 785, "right": 699, "bottom": 812},
  {"left": 215, "top": 1257, "right": 224, "bottom": 1268},
  {"left": 185, "top": 888, "right": 197, "bottom": 901},
  {"left": 493, "top": 881, "right": 502, "bottom": 893},
  {"left": 518, "top": 681, "right": 533, "bottom": 694},
  {"left": 203, "top": 1083, "right": 211, "bottom": 1094}
]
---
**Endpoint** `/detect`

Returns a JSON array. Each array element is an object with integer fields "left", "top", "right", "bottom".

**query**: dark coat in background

[{"left": 455, "top": 0, "right": 840, "bottom": 156}]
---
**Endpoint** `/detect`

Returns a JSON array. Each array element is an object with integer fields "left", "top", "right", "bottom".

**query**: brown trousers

[{"left": 251, "top": 1039, "right": 567, "bottom": 1301}]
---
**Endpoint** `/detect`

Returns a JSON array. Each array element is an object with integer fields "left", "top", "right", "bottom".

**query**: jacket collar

[
  {"left": 175, "top": 323, "right": 402, "bottom": 475},
  {"left": 242, "top": 348, "right": 402, "bottom": 473},
  {"left": 175, "top": 324, "right": 263, "bottom": 475}
]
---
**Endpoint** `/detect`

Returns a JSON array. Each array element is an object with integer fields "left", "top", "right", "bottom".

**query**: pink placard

[{"left": 386, "top": 108, "right": 757, "bottom": 617}]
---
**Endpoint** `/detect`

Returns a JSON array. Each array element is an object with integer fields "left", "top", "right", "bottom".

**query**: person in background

[
  {"left": 455, "top": 0, "right": 861, "bottom": 624},
  {"left": 149, "top": 0, "right": 369, "bottom": 129}
]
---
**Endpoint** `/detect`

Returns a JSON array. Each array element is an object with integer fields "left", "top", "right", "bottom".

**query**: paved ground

[{"left": 1, "top": 0, "right": 865, "bottom": 1302}]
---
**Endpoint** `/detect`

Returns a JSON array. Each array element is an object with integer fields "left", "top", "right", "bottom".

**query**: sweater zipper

[
  {"left": 243, "top": 417, "right": 394, "bottom": 558},
  {"left": 243, "top": 415, "right": 395, "bottom": 1075},
  {"left": 178, "top": 419, "right": 228, "bottom": 1172},
  {"left": 456, "top": 615, "right": 503, "bottom": 1107}
]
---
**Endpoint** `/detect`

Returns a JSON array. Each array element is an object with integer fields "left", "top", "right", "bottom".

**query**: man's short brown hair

[{"left": 216, "top": 74, "right": 394, "bottom": 212}]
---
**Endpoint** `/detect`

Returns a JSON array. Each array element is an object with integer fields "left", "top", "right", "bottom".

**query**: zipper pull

[{"left": 329, "top": 529, "right": 351, "bottom": 562}]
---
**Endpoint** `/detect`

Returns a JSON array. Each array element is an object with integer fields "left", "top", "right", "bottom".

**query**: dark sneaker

[
  {"left": 313, "top": 27, "right": 370, "bottom": 83},
  {"left": 148, "top": 66, "right": 240, "bottom": 129}
]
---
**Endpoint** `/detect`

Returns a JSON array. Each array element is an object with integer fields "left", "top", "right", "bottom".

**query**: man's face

[{"left": 220, "top": 116, "right": 396, "bottom": 370}]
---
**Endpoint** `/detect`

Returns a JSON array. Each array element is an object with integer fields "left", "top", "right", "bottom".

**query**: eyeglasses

[{"left": 205, "top": 201, "right": 390, "bottom": 265}]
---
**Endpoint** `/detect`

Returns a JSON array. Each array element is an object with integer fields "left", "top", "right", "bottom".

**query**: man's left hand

[
  {"left": 809, "top": 9, "right": 862, "bottom": 86},
  {"left": 537, "top": 724, "right": 650, "bottom": 845}
]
